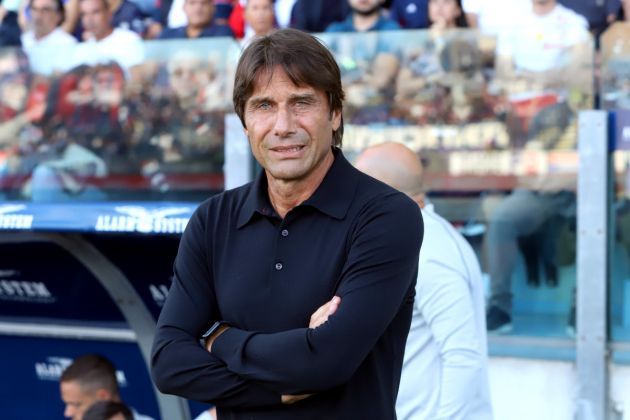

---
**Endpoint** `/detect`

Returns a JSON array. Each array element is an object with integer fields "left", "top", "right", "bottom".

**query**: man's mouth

[{"left": 271, "top": 145, "right": 304, "bottom": 153}]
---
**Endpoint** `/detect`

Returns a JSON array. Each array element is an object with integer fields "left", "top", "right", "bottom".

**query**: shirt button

[
  {"left": 275, "top": 262, "right": 283, "bottom": 271},
  {"left": 281, "top": 229, "right": 289, "bottom": 237}
]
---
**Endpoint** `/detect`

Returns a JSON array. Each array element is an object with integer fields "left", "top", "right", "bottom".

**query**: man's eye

[{"left": 257, "top": 102, "right": 271, "bottom": 110}]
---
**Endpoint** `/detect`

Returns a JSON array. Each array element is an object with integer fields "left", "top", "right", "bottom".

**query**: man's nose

[{"left": 273, "top": 106, "right": 296, "bottom": 137}]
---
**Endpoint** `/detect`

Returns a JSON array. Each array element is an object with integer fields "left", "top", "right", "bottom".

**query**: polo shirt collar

[{"left": 237, "top": 148, "right": 358, "bottom": 228}]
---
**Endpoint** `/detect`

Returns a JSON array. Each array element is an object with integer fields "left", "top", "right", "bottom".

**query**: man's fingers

[
  {"left": 281, "top": 393, "right": 313, "bottom": 404},
  {"left": 309, "top": 296, "right": 341, "bottom": 328},
  {"left": 327, "top": 296, "right": 341, "bottom": 315}
]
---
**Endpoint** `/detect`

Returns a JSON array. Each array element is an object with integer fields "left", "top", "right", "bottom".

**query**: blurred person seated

[
  {"left": 485, "top": 1, "right": 587, "bottom": 334},
  {"left": 394, "top": 31, "right": 501, "bottom": 126},
  {"left": 389, "top": 0, "right": 429, "bottom": 29},
  {"left": 59, "top": 354, "right": 154, "bottom": 420},
  {"left": 496, "top": 0, "right": 590, "bottom": 80},
  {"left": 0, "top": 49, "right": 44, "bottom": 147},
  {"left": 426, "top": 0, "right": 467, "bottom": 30},
  {"left": 71, "top": 0, "right": 144, "bottom": 74},
  {"left": 18, "top": 0, "right": 81, "bottom": 40},
  {"left": 20, "top": 0, "right": 77, "bottom": 75},
  {"left": 326, "top": 0, "right": 400, "bottom": 32},
  {"left": 134, "top": 52, "right": 224, "bottom": 192},
  {"left": 150, "top": 0, "right": 232, "bottom": 38},
  {"left": 290, "top": 0, "right": 350, "bottom": 33},
  {"left": 0, "top": 0, "right": 22, "bottom": 46},
  {"left": 158, "top": 0, "right": 233, "bottom": 39},
  {"left": 239, "top": 0, "right": 274, "bottom": 47},
  {"left": 326, "top": 32, "right": 401, "bottom": 124},
  {"left": 83, "top": 400, "right": 134, "bottom": 420},
  {"left": 26, "top": 62, "right": 130, "bottom": 202},
  {"left": 355, "top": 142, "right": 493, "bottom": 420}
]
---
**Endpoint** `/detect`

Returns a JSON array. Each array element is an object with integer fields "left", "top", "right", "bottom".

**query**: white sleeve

[{"left": 416, "top": 258, "right": 485, "bottom": 420}]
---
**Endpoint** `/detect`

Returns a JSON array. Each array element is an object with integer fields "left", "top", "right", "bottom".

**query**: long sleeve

[
  {"left": 211, "top": 194, "right": 423, "bottom": 394},
  {"left": 150, "top": 208, "right": 281, "bottom": 408},
  {"left": 417, "top": 259, "right": 484, "bottom": 420}
]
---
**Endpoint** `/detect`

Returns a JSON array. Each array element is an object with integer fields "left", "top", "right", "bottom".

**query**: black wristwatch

[{"left": 200, "top": 321, "right": 230, "bottom": 348}]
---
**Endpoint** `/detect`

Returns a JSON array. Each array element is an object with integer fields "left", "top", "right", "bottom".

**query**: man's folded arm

[
  {"left": 211, "top": 195, "right": 423, "bottom": 394},
  {"left": 150, "top": 209, "right": 281, "bottom": 408}
]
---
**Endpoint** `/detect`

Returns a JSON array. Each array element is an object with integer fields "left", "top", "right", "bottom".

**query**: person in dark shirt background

[
  {"left": 159, "top": 0, "right": 233, "bottom": 39},
  {"left": 0, "top": 2, "right": 22, "bottom": 47},
  {"left": 289, "top": 0, "right": 350, "bottom": 33},
  {"left": 151, "top": 28, "right": 423, "bottom": 419}
]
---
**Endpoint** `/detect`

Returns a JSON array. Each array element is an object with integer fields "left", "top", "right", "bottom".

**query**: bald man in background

[{"left": 355, "top": 142, "right": 493, "bottom": 420}]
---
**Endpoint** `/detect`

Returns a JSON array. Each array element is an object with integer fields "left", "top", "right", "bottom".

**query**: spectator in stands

[
  {"left": 59, "top": 354, "right": 154, "bottom": 420},
  {"left": 290, "top": 0, "right": 350, "bottom": 33},
  {"left": 428, "top": 0, "right": 466, "bottom": 29},
  {"left": 229, "top": 0, "right": 276, "bottom": 42},
  {"left": 389, "top": 0, "right": 429, "bottom": 29},
  {"left": 0, "top": 2, "right": 22, "bottom": 46},
  {"left": 158, "top": 0, "right": 233, "bottom": 39},
  {"left": 485, "top": 0, "right": 588, "bottom": 333},
  {"left": 0, "top": 49, "right": 42, "bottom": 145},
  {"left": 83, "top": 400, "right": 134, "bottom": 420},
  {"left": 18, "top": 0, "right": 81, "bottom": 39},
  {"left": 355, "top": 142, "right": 493, "bottom": 420},
  {"left": 326, "top": 0, "right": 400, "bottom": 32},
  {"left": 240, "top": 0, "right": 274, "bottom": 46},
  {"left": 71, "top": 0, "right": 144, "bottom": 73},
  {"left": 152, "top": 0, "right": 232, "bottom": 37},
  {"left": 20, "top": 0, "right": 77, "bottom": 74}
]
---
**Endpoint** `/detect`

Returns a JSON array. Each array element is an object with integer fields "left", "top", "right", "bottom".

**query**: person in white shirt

[
  {"left": 462, "top": 0, "right": 530, "bottom": 35},
  {"left": 355, "top": 142, "right": 493, "bottom": 420},
  {"left": 20, "top": 0, "right": 77, "bottom": 75},
  {"left": 496, "top": 0, "right": 590, "bottom": 75},
  {"left": 72, "top": 0, "right": 144, "bottom": 73}
]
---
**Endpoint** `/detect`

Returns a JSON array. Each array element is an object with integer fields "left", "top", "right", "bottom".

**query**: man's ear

[{"left": 95, "top": 388, "right": 113, "bottom": 401}]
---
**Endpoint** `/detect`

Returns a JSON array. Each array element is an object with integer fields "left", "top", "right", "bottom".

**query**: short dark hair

[
  {"left": 233, "top": 28, "right": 345, "bottom": 147},
  {"left": 83, "top": 400, "right": 134, "bottom": 420},
  {"left": 60, "top": 354, "right": 119, "bottom": 398}
]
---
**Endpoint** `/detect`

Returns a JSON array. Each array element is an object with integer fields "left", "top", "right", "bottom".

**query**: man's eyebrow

[
  {"left": 289, "top": 93, "right": 318, "bottom": 102},
  {"left": 247, "top": 96, "right": 273, "bottom": 107}
]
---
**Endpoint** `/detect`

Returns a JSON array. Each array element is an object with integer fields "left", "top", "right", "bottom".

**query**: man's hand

[
  {"left": 281, "top": 393, "right": 313, "bottom": 404},
  {"left": 205, "top": 324, "right": 230, "bottom": 352},
  {"left": 309, "top": 296, "right": 341, "bottom": 328}
]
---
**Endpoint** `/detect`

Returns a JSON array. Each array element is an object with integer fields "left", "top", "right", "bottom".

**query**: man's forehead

[
  {"left": 250, "top": 68, "right": 318, "bottom": 97},
  {"left": 33, "top": 0, "right": 57, "bottom": 8}
]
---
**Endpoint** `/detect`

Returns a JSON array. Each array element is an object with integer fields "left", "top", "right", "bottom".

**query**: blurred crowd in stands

[{"left": 0, "top": 0, "right": 627, "bottom": 203}]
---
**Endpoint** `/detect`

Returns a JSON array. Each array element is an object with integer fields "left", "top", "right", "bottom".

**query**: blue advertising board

[
  {"left": 0, "top": 241, "right": 126, "bottom": 325},
  {"left": 0, "top": 202, "right": 196, "bottom": 233}
]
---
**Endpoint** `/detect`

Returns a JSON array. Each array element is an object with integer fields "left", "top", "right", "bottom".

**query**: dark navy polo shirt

[
  {"left": 158, "top": 23, "right": 234, "bottom": 39},
  {"left": 151, "top": 149, "right": 423, "bottom": 419}
]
